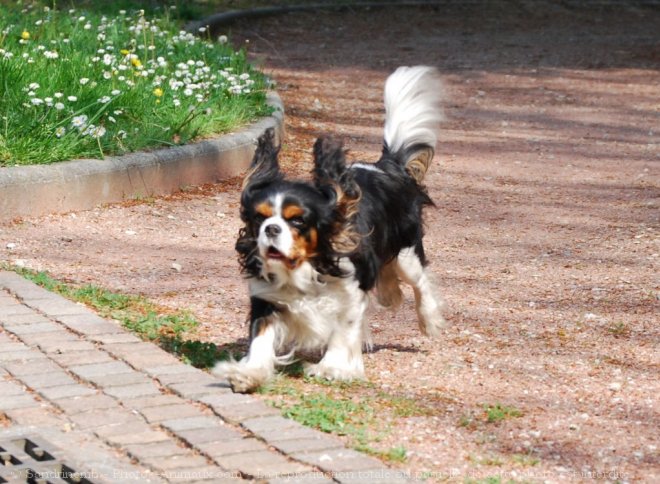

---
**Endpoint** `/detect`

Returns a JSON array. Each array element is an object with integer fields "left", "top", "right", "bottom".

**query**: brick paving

[{"left": 0, "top": 271, "right": 410, "bottom": 483}]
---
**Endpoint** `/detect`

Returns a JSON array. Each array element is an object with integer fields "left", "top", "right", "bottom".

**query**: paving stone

[
  {"left": 102, "top": 382, "right": 162, "bottom": 399},
  {"left": 37, "top": 384, "right": 97, "bottom": 400},
  {"left": 69, "top": 360, "right": 134, "bottom": 379},
  {"left": 271, "top": 437, "right": 344, "bottom": 455},
  {"left": 155, "top": 370, "right": 215, "bottom": 386},
  {"left": 18, "top": 371, "right": 78, "bottom": 389},
  {"left": 0, "top": 393, "right": 40, "bottom": 410},
  {"left": 93, "top": 421, "right": 157, "bottom": 440},
  {"left": 7, "top": 284, "right": 57, "bottom": 301},
  {"left": 0, "top": 304, "right": 36, "bottom": 317},
  {"left": 198, "top": 392, "right": 255, "bottom": 408},
  {"left": 334, "top": 468, "right": 412, "bottom": 483},
  {"left": 122, "top": 394, "right": 185, "bottom": 410},
  {"left": 23, "top": 298, "right": 89, "bottom": 316},
  {"left": 0, "top": 312, "right": 51, "bottom": 325},
  {"left": 167, "top": 381, "right": 220, "bottom": 399},
  {"left": 16, "top": 330, "right": 79, "bottom": 347},
  {"left": 88, "top": 332, "right": 143, "bottom": 344},
  {"left": 2, "top": 321, "right": 63, "bottom": 335},
  {"left": 55, "top": 313, "right": 123, "bottom": 335},
  {"left": 216, "top": 400, "right": 281, "bottom": 423},
  {"left": 0, "top": 380, "right": 27, "bottom": 396},
  {"left": 4, "top": 359, "right": 61, "bottom": 375},
  {"left": 291, "top": 448, "right": 385, "bottom": 474},
  {"left": 145, "top": 364, "right": 202, "bottom": 378},
  {"left": 41, "top": 340, "right": 98, "bottom": 353},
  {"left": 213, "top": 450, "right": 310, "bottom": 478},
  {"left": 70, "top": 407, "right": 144, "bottom": 431},
  {"left": 103, "top": 342, "right": 181, "bottom": 369},
  {"left": 0, "top": 332, "right": 16, "bottom": 344},
  {"left": 85, "top": 371, "right": 153, "bottom": 388},
  {"left": 139, "top": 454, "right": 211, "bottom": 471},
  {"left": 139, "top": 403, "right": 207, "bottom": 423},
  {"left": 175, "top": 426, "right": 245, "bottom": 447},
  {"left": 260, "top": 425, "right": 336, "bottom": 444},
  {"left": 53, "top": 393, "right": 118, "bottom": 413},
  {"left": 103, "top": 429, "right": 171, "bottom": 446},
  {"left": 125, "top": 441, "right": 189, "bottom": 459},
  {"left": 50, "top": 349, "right": 115, "bottom": 366},
  {"left": 241, "top": 415, "right": 300, "bottom": 434},
  {"left": 161, "top": 416, "right": 223, "bottom": 432},
  {"left": 4, "top": 405, "right": 65, "bottom": 427},
  {"left": 0, "top": 349, "right": 47, "bottom": 362},
  {"left": 197, "top": 437, "right": 268, "bottom": 457}
]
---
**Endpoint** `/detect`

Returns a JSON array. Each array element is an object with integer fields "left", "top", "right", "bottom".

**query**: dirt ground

[{"left": 1, "top": 1, "right": 659, "bottom": 482}]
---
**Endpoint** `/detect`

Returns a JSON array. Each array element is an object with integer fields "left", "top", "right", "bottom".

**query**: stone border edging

[
  {"left": 186, "top": 0, "right": 445, "bottom": 31},
  {"left": 0, "top": 92, "right": 283, "bottom": 222}
]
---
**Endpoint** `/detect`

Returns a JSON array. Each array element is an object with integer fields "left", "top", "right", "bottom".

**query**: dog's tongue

[{"left": 267, "top": 246, "right": 285, "bottom": 259}]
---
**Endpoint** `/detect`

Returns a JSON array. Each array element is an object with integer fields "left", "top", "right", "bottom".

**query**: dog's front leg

[
  {"left": 213, "top": 298, "right": 280, "bottom": 393},
  {"left": 305, "top": 290, "right": 369, "bottom": 381}
]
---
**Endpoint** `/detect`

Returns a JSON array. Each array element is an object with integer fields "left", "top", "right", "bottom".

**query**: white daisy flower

[
  {"left": 55, "top": 126, "right": 66, "bottom": 138},
  {"left": 71, "top": 114, "right": 88, "bottom": 129},
  {"left": 54, "top": 102, "right": 65, "bottom": 110},
  {"left": 79, "top": 78, "right": 90, "bottom": 85},
  {"left": 67, "top": 96, "right": 77, "bottom": 102},
  {"left": 88, "top": 126, "right": 106, "bottom": 139}
]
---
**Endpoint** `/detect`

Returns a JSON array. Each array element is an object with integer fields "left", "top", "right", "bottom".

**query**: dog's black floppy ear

[
  {"left": 312, "top": 136, "right": 358, "bottom": 200},
  {"left": 243, "top": 128, "right": 283, "bottom": 191},
  {"left": 312, "top": 136, "right": 361, "bottom": 254}
]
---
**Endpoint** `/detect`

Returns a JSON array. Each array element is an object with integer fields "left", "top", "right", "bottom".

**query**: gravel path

[{"left": 1, "top": 2, "right": 658, "bottom": 482}]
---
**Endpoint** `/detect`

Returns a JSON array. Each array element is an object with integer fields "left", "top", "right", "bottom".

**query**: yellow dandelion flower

[
  {"left": 131, "top": 57, "right": 142, "bottom": 68},
  {"left": 120, "top": 49, "right": 130, "bottom": 55},
  {"left": 153, "top": 88, "right": 164, "bottom": 97},
  {"left": 21, "top": 31, "right": 30, "bottom": 40}
]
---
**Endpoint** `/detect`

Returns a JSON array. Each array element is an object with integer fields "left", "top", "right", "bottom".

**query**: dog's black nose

[{"left": 265, "top": 224, "right": 281, "bottom": 237}]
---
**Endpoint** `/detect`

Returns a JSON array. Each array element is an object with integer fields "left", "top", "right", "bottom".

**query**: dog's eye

[{"left": 288, "top": 216, "right": 305, "bottom": 228}]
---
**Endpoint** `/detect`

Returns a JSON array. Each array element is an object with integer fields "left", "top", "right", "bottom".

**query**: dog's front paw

[{"left": 212, "top": 361, "right": 270, "bottom": 393}]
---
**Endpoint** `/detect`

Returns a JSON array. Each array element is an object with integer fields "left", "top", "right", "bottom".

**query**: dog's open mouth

[{"left": 266, "top": 246, "right": 286, "bottom": 260}]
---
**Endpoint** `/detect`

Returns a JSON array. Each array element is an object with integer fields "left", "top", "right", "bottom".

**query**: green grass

[
  {"left": 8, "top": 265, "right": 233, "bottom": 368},
  {"left": 484, "top": 404, "right": 523, "bottom": 423},
  {"left": 257, "top": 373, "right": 440, "bottom": 464},
  {"left": 0, "top": 1, "right": 271, "bottom": 165}
]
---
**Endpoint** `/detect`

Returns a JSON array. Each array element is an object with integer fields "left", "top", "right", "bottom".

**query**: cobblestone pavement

[{"left": 0, "top": 271, "right": 410, "bottom": 483}]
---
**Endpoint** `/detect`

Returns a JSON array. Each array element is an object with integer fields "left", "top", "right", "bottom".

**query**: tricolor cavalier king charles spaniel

[{"left": 214, "top": 66, "right": 446, "bottom": 392}]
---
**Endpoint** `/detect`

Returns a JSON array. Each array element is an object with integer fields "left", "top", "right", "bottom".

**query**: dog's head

[{"left": 236, "top": 129, "right": 360, "bottom": 281}]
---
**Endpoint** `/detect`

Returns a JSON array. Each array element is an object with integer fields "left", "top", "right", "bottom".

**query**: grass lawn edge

[{"left": 0, "top": 90, "right": 283, "bottom": 223}]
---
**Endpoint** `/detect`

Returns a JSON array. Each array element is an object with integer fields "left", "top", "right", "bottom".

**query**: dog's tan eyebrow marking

[
  {"left": 255, "top": 202, "right": 273, "bottom": 218},
  {"left": 282, "top": 204, "right": 304, "bottom": 220}
]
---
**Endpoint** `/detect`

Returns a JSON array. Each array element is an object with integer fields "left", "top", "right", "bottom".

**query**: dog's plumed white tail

[{"left": 383, "top": 66, "right": 444, "bottom": 182}]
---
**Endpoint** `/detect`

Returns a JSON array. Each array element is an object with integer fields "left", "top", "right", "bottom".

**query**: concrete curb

[
  {"left": 186, "top": 1, "right": 445, "bottom": 32},
  {"left": 0, "top": 92, "right": 283, "bottom": 223}
]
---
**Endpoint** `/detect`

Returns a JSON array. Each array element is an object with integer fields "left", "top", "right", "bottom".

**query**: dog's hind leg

[
  {"left": 395, "top": 246, "right": 446, "bottom": 337},
  {"left": 376, "top": 260, "right": 404, "bottom": 308}
]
